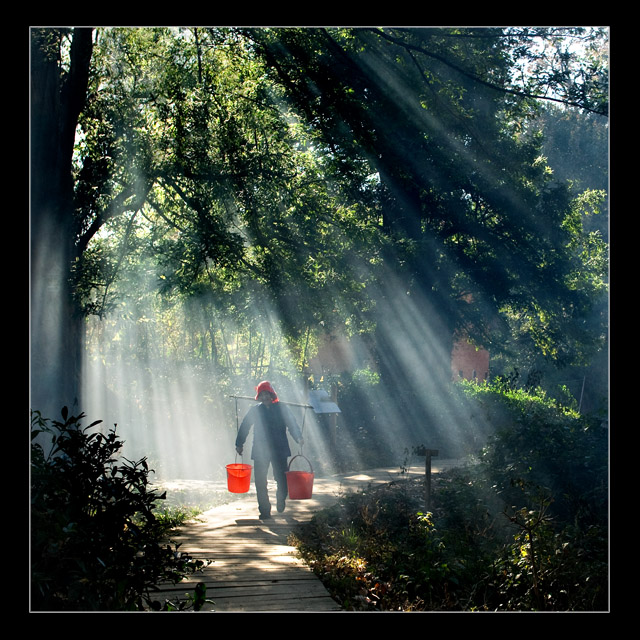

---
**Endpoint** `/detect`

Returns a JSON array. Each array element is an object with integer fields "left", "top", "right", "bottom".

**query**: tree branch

[{"left": 368, "top": 28, "right": 607, "bottom": 116}]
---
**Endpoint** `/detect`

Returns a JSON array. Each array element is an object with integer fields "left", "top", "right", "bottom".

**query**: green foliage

[
  {"left": 492, "top": 499, "right": 607, "bottom": 611},
  {"left": 292, "top": 481, "right": 451, "bottom": 610},
  {"left": 69, "top": 27, "right": 609, "bottom": 365},
  {"left": 293, "top": 382, "right": 608, "bottom": 611},
  {"left": 461, "top": 379, "right": 608, "bottom": 524},
  {"left": 73, "top": 27, "right": 384, "bottom": 344},
  {"left": 31, "top": 407, "right": 208, "bottom": 611},
  {"left": 32, "top": 27, "right": 609, "bottom": 420}
]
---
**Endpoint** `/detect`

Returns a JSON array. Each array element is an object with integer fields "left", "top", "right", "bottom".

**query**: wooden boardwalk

[
  {"left": 154, "top": 497, "right": 341, "bottom": 612},
  {"left": 152, "top": 463, "right": 460, "bottom": 613}
]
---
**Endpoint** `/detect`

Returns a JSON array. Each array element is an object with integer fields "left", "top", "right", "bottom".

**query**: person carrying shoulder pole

[{"left": 235, "top": 381, "right": 304, "bottom": 519}]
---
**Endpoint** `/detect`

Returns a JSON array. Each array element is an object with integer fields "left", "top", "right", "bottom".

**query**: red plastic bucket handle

[{"left": 288, "top": 454, "right": 313, "bottom": 473}]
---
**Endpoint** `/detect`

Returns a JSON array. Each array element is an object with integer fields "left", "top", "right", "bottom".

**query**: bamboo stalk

[{"left": 229, "top": 394, "right": 312, "bottom": 409}]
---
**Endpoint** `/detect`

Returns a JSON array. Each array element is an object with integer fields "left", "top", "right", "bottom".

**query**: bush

[
  {"left": 293, "top": 381, "right": 608, "bottom": 611},
  {"left": 491, "top": 501, "right": 608, "bottom": 611},
  {"left": 292, "top": 480, "right": 447, "bottom": 610},
  {"left": 438, "top": 382, "right": 608, "bottom": 610},
  {"left": 463, "top": 380, "right": 608, "bottom": 525},
  {"left": 31, "top": 407, "right": 207, "bottom": 611}
]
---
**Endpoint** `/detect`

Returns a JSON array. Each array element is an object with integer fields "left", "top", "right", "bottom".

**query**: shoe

[
  {"left": 259, "top": 512, "right": 272, "bottom": 520},
  {"left": 277, "top": 498, "right": 286, "bottom": 513}
]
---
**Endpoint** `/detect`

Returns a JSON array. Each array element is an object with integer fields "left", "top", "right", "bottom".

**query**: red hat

[{"left": 255, "top": 381, "right": 278, "bottom": 402}]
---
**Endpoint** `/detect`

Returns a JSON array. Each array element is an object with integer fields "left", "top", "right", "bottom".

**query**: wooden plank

[
  {"left": 161, "top": 584, "right": 316, "bottom": 600},
  {"left": 153, "top": 579, "right": 340, "bottom": 612},
  {"left": 158, "top": 568, "right": 320, "bottom": 588},
  {"left": 152, "top": 505, "right": 339, "bottom": 611},
  {"left": 151, "top": 466, "right": 461, "bottom": 611}
]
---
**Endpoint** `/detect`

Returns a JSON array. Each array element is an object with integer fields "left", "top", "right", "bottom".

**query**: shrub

[
  {"left": 462, "top": 380, "right": 608, "bottom": 525},
  {"left": 492, "top": 500, "right": 608, "bottom": 611},
  {"left": 31, "top": 407, "right": 207, "bottom": 611},
  {"left": 292, "top": 480, "right": 456, "bottom": 610},
  {"left": 293, "top": 380, "right": 608, "bottom": 611}
]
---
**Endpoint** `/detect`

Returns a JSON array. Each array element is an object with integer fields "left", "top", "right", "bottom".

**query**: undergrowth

[
  {"left": 290, "top": 382, "right": 608, "bottom": 612},
  {"left": 31, "top": 407, "right": 211, "bottom": 611},
  {"left": 292, "top": 471, "right": 607, "bottom": 611}
]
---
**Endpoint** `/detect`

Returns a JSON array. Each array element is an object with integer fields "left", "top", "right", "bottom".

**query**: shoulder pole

[{"left": 229, "top": 394, "right": 312, "bottom": 409}]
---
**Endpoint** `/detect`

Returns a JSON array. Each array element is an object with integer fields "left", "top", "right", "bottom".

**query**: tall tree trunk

[{"left": 30, "top": 28, "right": 93, "bottom": 418}]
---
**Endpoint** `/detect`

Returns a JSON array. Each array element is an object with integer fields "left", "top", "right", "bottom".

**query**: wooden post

[
  {"left": 424, "top": 449, "right": 439, "bottom": 511},
  {"left": 328, "top": 384, "right": 338, "bottom": 455}
]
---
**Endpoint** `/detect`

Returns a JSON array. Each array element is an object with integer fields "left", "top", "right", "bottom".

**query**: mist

[
  {"left": 81, "top": 284, "right": 340, "bottom": 482},
  {"left": 37, "top": 26, "right": 606, "bottom": 488},
  {"left": 79, "top": 231, "right": 489, "bottom": 486}
]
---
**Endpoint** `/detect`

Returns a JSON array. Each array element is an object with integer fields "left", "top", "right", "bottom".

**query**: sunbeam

[
  {"left": 82, "top": 278, "right": 340, "bottom": 483},
  {"left": 68, "top": 25, "right": 605, "bottom": 497},
  {"left": 30, "top": 26, "right": 609, "bottom": 614}
]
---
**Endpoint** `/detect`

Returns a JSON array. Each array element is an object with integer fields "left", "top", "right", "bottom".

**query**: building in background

[
  {"left": 450, "top": 336, "right": 489, "bottom": 382},
  {"left": 309, "top": 330, "right": 489, "bottom": 383}
]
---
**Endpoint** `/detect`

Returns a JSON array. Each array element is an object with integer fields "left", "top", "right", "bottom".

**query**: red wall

[
  {"left": 451, "top": 338, "right": 489, "bottom": 381},
  {"left": 310, "top": 332, "right": 490, "bottom": 383}
]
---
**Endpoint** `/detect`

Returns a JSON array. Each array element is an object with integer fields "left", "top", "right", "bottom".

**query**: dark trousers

[{"left": 254, "top": 454, "right": 288, "bottom": 516}]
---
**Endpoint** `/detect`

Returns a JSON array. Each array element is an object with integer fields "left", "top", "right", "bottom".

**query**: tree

[
  {"left": 489, "top": 104, "right": 608, "bottom": 407},
  {"left": 244, "top": 27, "right": 608, "bottom": 430},
  {"left": 30, "top": 27, "right": 608, "bottom": 431},
  {"left": 74, "top": 28, "right": 381, "bottom": 338},
  {"left": 31, "top": 28, "right": 94, "bottom": 416}
]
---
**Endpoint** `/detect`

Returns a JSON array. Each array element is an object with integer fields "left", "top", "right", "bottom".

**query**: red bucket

[
  {"left": 286, "top": 455, "right": 314, "bottom": 500},
  {"left": 226, "top": 463, "right": 252, "bottom": 493}
]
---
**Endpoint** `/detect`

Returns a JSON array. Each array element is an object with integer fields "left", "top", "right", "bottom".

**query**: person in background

[{"left": 235, "top": 381, "right": 304, "bottom": 519}]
